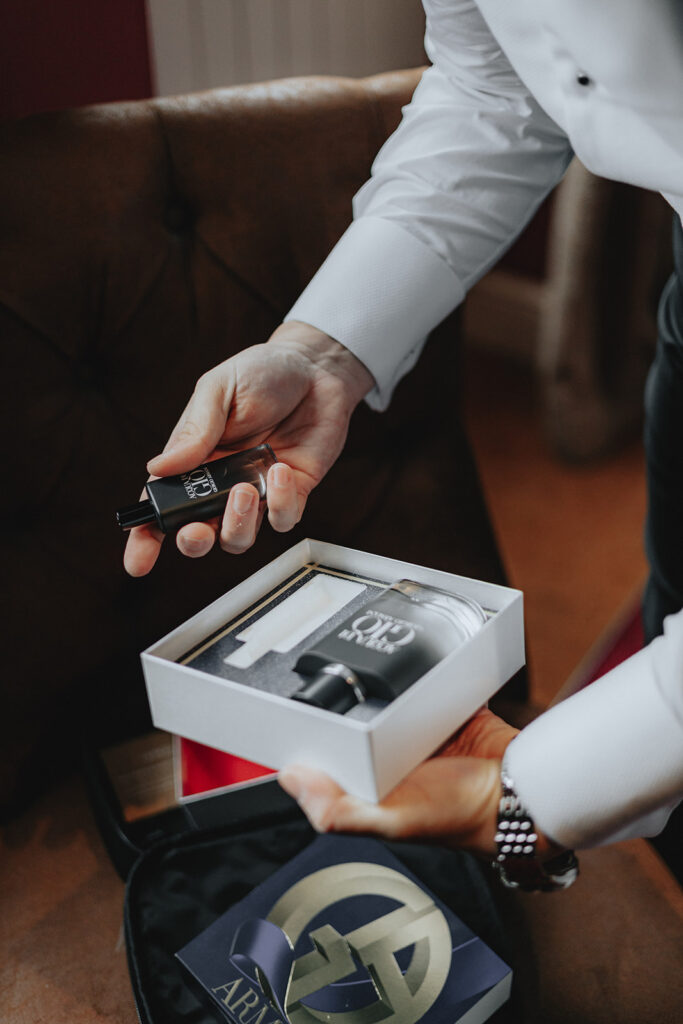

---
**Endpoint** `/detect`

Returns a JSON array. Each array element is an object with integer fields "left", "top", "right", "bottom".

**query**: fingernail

[
  {"left": 233, "top": 486, "right": 254, "bottom": 514},
  {"left": 183, "top": 537, "right": 210, "bottom": 556},
  {"left": 272, "top": 463, "right": 289, "bottom": 488}
]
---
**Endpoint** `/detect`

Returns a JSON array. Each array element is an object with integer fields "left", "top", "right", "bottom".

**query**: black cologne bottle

[
  {"left": 292, "top": 579, "right": 487, "bottom": 714},
  {"left": 116, "top": 444, "right": 277, "bottom": 533}
]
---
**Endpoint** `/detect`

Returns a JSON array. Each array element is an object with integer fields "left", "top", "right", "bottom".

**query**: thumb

[
  {"left": 279, "top": 765, "right": 385, "bottom": 835},
  {"left": 147, "top": 371, "right": 233, "bottom": 476},
  {"left": 279, "top": 757, "right": 502, "bottom": 852}
]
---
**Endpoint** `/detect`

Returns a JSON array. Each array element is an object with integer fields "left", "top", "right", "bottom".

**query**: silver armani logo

[{"left": 267, "top": 862, "right": 451, "bottom": 1024}]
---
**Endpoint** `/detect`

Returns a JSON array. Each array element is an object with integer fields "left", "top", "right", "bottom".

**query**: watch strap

[{"left": 493, "top": 767, "right": 579, "bottom": 892}]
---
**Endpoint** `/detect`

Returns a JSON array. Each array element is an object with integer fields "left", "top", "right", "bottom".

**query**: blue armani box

[{"left": 177, "top": 835, "right": 512, "bottom": 1024}]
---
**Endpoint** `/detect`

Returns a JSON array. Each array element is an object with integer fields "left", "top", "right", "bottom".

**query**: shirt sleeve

[
  {"left": 504, "top": 609, "right": 683, "bottom": 850},
  {"left": 286, "top": 0, "right": 573, "bottom": 409}
]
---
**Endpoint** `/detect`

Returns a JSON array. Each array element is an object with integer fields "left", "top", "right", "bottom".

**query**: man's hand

[
  {"left": 279, "top": 708, "right": 531, "bottom": 858},
  {"left": 124, "top": 323, "right": 374, "bottom": 576}
]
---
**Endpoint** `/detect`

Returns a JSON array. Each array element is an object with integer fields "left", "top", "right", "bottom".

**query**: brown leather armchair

[
  {"left": 1, "top": 72, "right": 681, "bottom": 1023},
  {"left": 0, "top": 69, "right": 509, "bottom": 811}
]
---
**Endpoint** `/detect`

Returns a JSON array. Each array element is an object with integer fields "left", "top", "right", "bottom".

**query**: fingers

[
  {"left": 176, "top": 520, "right": 217, "bottom": 559},
  {"left": 217, "top": 463, "right": 301, "bottom": 553},
  {"left": 123, "top": 522, "right": 165, "bottom": 577},
  {"left": 279, "top": 756, "right": 502, "bottom": 856},
  {"left": 123, "top": 485, "right": 165, "bottom": 577},
  {"left": 147, "top": 370, "right": 233, "bottom": 477},
  {"left": 219, "top": 483, "right": 261, "bottom": 553},
  {"left": 266, "top": 462, "right": 301, "bottom": 533},
  {"left": 125, "top": 465, "right": 295, "bottom": 574},
  {"left": 279, "top": 765, "right": 393, "bottom": 836},
  {"left": 127, "top": 494, "right": 259, "bottom": 570},
  {"left": 279, "top": 762, "right": 442, "bottom": 840}
]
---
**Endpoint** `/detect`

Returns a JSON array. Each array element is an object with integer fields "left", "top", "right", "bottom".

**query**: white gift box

[{"left": 142, "top": 539, "right": 524, "bottom": 803}]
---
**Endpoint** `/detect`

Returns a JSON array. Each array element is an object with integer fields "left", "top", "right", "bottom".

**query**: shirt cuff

[
  {"left": 504, "top": 634, "right": 683, "bottom": 850},
  {"left": 285, "top": 217, "right": 464, "bottom": 411}
]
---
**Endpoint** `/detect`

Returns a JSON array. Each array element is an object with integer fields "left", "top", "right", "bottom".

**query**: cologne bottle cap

[
  {"left": 116, "top": 499, "right": 156, "bottom": 530},
  {"left": 292, "top": 663, "right": 366, "bottom": 714}
]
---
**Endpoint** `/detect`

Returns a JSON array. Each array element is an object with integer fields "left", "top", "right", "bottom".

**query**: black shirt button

[{"left": 576, "top": 72, "right": 592, "bottom": 87}]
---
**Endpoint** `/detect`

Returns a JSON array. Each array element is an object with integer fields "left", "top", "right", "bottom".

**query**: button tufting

[
  {"left": 576, "top": 72, "right": 592, "bottom": 87},
  {"left": 164, "top": 198, "right": 195, "bottom": 235},
  {"left": 74, "top": 353, "right": 108, "bottom": 391}
]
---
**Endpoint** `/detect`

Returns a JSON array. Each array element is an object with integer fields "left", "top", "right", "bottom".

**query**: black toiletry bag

[{"left": 83, "top": 745, "right": 518, "bottom": 1024}]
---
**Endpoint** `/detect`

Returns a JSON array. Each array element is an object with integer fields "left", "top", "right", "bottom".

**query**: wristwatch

[{"left": 492, "top": 764, "right": 579, "bottom": 892}]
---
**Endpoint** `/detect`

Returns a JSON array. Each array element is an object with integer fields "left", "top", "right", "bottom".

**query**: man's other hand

[{"left": 123, "top": 322, "right": 374, "bottom": 576}]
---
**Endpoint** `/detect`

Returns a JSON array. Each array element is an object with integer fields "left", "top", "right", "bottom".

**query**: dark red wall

[{"left": 1, "top": 0, "right": 152, "bottom": 120}]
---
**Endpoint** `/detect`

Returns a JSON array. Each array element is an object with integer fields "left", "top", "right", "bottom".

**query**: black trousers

[
  {"left": 642, "top": 214, "right": 683, "bottom": 880},
  {"left": 644, "top": 214, "right": 683, "bottom": 640}
]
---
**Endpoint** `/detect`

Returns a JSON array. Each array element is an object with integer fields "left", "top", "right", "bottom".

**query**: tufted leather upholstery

[{"left": 0, "top": 71, "right": 507, "bottom": 814}]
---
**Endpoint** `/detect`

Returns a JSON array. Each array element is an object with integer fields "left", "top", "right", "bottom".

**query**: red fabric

[
  {"left": 180, "top": 740, "right": 275, "bottom": 797},
  {"left": 582, "top": 602, "right": 645, "bottom": 688}
]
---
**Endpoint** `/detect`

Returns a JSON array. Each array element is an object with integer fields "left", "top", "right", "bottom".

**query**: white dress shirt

[{"left": 286, "top": 0, "right": 683, "bottom": 849}]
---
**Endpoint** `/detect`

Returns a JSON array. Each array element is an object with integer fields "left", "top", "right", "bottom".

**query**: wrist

[
  {"left": 464, "top": 759, "right": 566, "bottom": 861},
  {"left": 459, "top": 759, "right": 504, "bottom": 859},
  {"left": 270, "top": 320, "right": 375, "bottom": 406},
  {"left": 493, "top": 760, "right": 579, "bottom": 892}
]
